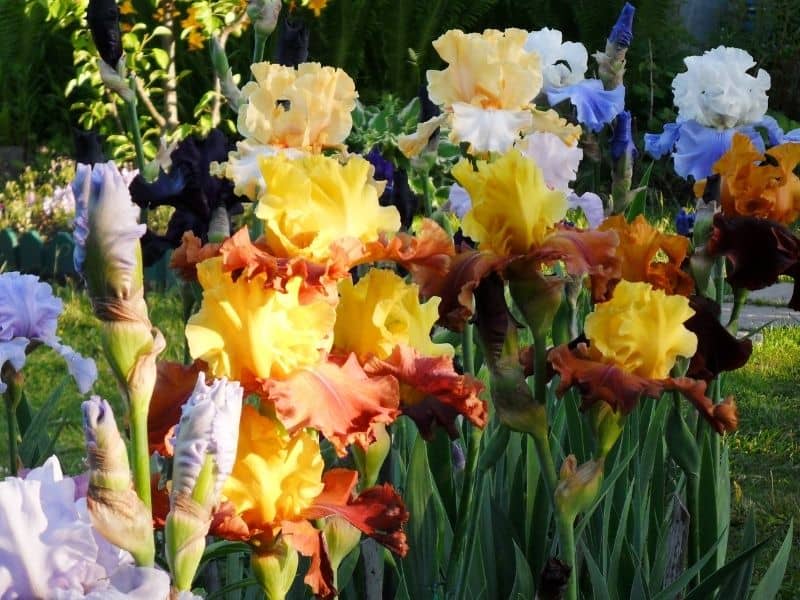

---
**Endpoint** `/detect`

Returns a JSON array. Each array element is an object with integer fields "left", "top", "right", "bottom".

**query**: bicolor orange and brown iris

[
  {"left": 695, "top": 133, "right": 800, "bottom": 224},
  {"left": 211, "top": 406, "right": 408, "bottom": 600},
  {"left": 549, "top": 280, "right": 738, "bottom": 433},
  {"left": 598, "top": 214, "right": 694, "bottom": 296},
  {"left": 413, "top": 149, "right": 620, "bottom": 331}
]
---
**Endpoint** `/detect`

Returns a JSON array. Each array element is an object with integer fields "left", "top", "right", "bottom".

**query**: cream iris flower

[
  {"left": 216, "top": 62, "right": 357, "bottom": 199},
  {"left": 401, "top": 28, "right": 543, "bottom": 155}
]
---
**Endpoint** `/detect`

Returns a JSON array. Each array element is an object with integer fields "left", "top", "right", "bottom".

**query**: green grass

[
  {"left": 0, "top": 283, "right": 185, "bottom": 475},
  {"left": 1, "top": 285, "right": 798, "bottom": 596},
  {"left": 726, "top": 326, "right": 800, "bottom": 598}
]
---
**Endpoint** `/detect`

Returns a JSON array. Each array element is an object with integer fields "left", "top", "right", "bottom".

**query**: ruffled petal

[
  {"left": 281, "top": 519, "right": 335, "bottom": 600},
  {"left": 169, "top": 231, "right": 222, "bottom": 282},
  {"left": 262, "top": 354, "right": 400, "bottom": 456},
  {"left": 303, "top": 469, "right": 409, "bottom": 556},
  {"left": 644, "top": 122, "right": 682, "bottom": 159},
  {"left": 450, "top": 103, "right": 532, "bottom": 152},
  {"left": 534, "top": 226, "right": 621, "bottom": 302},
  {"left": 361, "top": 344, "right": 487, "bottom": 439},
  {"left": 545, "top": 80, "right": 625, "bottom": 132},
  {"left": 53, "top": 343, "right": 98, "bottom": 394},
  {"left": 707, "top": 213, "right": 800, "bottom": 309},
  {"left": 549, "top": 343, "right": 738, "bottom": 433},
  {"left": 566, "top": 192, "right": 604, "bottom": 229},
  {"left": 412, "top": 249, "right": 508, "bottom": 331},
  {"left": 0, "top": 338, "right": 28, "bottom": 392},
  {"left": 685, "top": 295, "right": 753, "bottom": 381}
]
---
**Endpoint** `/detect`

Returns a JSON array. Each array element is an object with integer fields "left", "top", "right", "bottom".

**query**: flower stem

[
  {"left": 125, "top": 76, "right": 146, "bottom": 175},
  {"left": 129, "top": 400, "right": 152, "bottom": 511},
  {"left": 252, "top": 32, "right": 268, "bottom": 68},
  {"left": 445, "top": 325, "right": 481, "bottom": 597},
  {"left": 556, "top": 511, "right": 578, "bottom": 600},
  {"left": 531, "top": 333, "right": 558, "bottom": 499},
  {"left": 3, "top": 369, "right": 22, "bottom": 474}
]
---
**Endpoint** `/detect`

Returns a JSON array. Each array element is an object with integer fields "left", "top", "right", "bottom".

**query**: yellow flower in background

[
  {"left": 585, "top": 280, "right": 697, "bottom": 379},
  {"left": 334, "top": 269, "right": 453, "bottom": 361},
  {"left": 237, "top": 62, "right": 357, "bottom": 153},
  {"left": 223, "top": 405, "right": 325, "bottom": 529},
  {"left": 453, "top": 149, "right": 567, "bottom": 255},
  {"left": 186, "top": 257, "right": 336, "bottom": 381},
  {"left": 303, "top": 0, "right": 328, "bottom": 16},
  {"left": 256, "top": 153, "right": 401, "bottom": 262},
  {"left": 427, "top": 28, "right": 541, "bottom": 110}
]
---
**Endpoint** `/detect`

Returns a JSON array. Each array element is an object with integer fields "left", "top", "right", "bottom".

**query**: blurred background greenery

[{"left": 0, "top": 0, "right": 798, "bottom": 229}]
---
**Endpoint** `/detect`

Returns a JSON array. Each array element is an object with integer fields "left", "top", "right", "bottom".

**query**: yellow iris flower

[
  {"left": 453, "top": 149, "right": 567, "bottom": 255},
  {"left": 585, "top": 280, "right": 697, "bottom": 379},
  {"left": 186, "top": 257, "right": 336, "bottom": 381},
  {"left": 334, "top": 269, "right": 453, "bottom": 361},
  {"left": 223, "top": 405, "right": 325, "bottom": 528},
  {"left": 256, "top": 153, "right": 401, "bottom": 263},
  {"left": 237, "top": 62, "right": 357, "bottom": 153}
]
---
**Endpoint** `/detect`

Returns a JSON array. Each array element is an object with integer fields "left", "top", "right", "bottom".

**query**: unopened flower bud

[
  {"left": 589, "top": 403, "right": 624, "bottom": 458},
  {"left": 247, "top": 0, "right": 282, "bottom": 37},
  {"left": 352, "top": 423, "right": 390, "bottom": 489},
  {"left": 555, "top": 456, "right": 604, "bottom": 523},
  {"left": 81, "top": 397, "right": 155, "bottom": 566},
  {"left": 72, "top": 162, "right": 164, "bottom": 407},
  {"left": 166, "top": 374, "right": 243, "bottom": 590},
  {"left": 323, "top": 516, "right": 362, "bottom": 575},
  {"left": 87, "top": 0, "right": 123, "bottom": 68},
  {"left": 594, "top": 3, "right": 636, "bottom": 91},
  {"left": 251, "top": 537, "right": 300, "bottom": 600},
  {"left": 507, "top": 266, "right": 565, "bottom": 338}
]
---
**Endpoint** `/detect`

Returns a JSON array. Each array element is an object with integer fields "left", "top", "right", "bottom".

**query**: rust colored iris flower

[
  {"left": 695, "top": 133, "right": 800, "bottom": 224},
  {"left": 599, "top": 214, "right": 694, "bottom": 296}
]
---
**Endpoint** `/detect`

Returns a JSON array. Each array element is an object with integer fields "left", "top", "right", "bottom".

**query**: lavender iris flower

[
  {"left": 0, "top": 272, "right": 96, "bottom": 393},
  {"left": 0, "top": 456, "right": 171, "bottom": 598}
]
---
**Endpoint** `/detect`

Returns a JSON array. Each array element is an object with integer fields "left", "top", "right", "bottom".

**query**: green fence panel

[
  {"left": 17, "top": 231, "right": 44, "bottom": 275},
  {"left": 0, "top": 228, "right": 18, "bottom": 271},
  {"left": 42, "top": 232, "right": 76, "bottom": 279}
]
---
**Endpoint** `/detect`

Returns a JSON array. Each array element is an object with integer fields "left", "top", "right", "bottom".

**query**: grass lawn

[
  {"left": 1, "top": 284, "right": 797, "bottom": 596},
  {"left": 726, "top": 326, "right": 800, "bottom": 597}
]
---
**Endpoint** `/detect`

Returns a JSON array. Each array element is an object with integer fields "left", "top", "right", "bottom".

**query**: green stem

[
  {"left": 422, "top": 171, "right": 434, "bottom": 218},
  {"left": 252, "top": 32, "right": 268, "bottom": 68},
  {"left": 444, "top": 325, "right": 481, "bottom": 597},
  {"left": 129, "top": 400, "right": 152, "bottom": 511},
  {"left": 556, "top": 512, "right": 578, "bottom": 600},
  {"left": 3, "top": 370, "right": 21, "bottom": 474},
  {"left": 125, "top": 77, "right": 146, "bottom": 174},
  {"left": 531, "top": 333, "right": 558, "bottom": 499}
]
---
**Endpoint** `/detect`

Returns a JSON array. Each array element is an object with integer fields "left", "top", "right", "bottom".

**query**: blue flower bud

[{"left": 609, "top": 3, "right": 635, "bottom": 48}]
